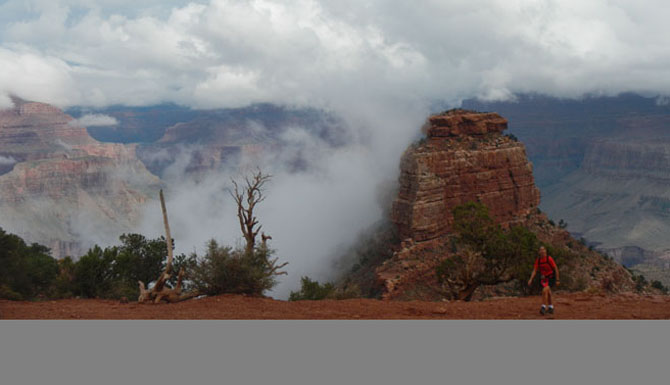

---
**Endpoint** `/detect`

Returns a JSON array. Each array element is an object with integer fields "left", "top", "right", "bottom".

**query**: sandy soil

[{"left": 2, "top": 292, "right": 670, "bottom": 319}]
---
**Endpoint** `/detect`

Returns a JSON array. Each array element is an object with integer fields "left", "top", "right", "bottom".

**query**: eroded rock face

[
  {"left": 392, "top": 110, "right": 540, "bottom": 243},
  {"left": 376, "top": 110, "right": 543, "bottom": 299},
  {"left": 0, "top": 97, "right": 161, "bottom": 257}
]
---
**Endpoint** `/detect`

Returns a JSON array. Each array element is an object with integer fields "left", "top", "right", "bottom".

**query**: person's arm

[
  {"left": 528, "top": 266, "right": 537, "bottom": 287},
  {"left": 554, "top": 262, "right": 560, "bottom": 286},
  {"left": 550, "top": 257, "right": 560, "bottom": 286}
]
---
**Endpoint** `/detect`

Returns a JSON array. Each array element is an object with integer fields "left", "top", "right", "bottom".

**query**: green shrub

[
  {"left": 70, "top": 234, "right": 184, "bottom": 300},
  {"left": 633, "top": 274, "right": 647, "bottom": 293},
  {"left": 73, "top": 245, "right": 118, "bottom": 298},
  {"left": 506, "top": 133, "right": 519, "bottom": 142},
  {"left": 189, "top": 239, "right": 286, "bottom": 296},
  {"left": 51, "top": 256, "right": 76, "bottom": 299},
  {"left": 0, "top": 284, "right": 24, "bottom": 301},
  {"left": 289, "top": 276, "right": 336, "bottom": 301},
  {"left": 436, "top": 202, "right": 540, "bottom": 300},
  {"left": 0, "top": 228, "right": 59, "bottom": 300},
  {"left": 651, "top": 280, "right": 668, "bottom": 294}
]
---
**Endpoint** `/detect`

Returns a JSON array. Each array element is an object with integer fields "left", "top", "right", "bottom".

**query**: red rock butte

[{"left": 392, "top": 109, "right": 541, "bottom": 244}]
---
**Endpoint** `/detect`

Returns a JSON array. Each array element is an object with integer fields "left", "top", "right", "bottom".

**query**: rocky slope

[
  {"left": 370, "top": 109, "right": 633, "bottom": 300},
  {"left": 0, "top": 97, "right": 161, "bottom": 257}
]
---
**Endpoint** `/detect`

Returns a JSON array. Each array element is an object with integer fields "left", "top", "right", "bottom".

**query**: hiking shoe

[
  {"left": 540, "top": 306, "right": 546, "bottom": 315},
  {"left": 547, "top": 307, "right": 554, "bottom": 314}
]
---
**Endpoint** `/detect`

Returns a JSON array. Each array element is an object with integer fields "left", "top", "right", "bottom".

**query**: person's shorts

[{"left": 540, "top": 275, "right": 556, "bottom": 288}]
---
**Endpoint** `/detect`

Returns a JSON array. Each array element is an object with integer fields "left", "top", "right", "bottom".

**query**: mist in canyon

[{"left": 130, "top": 101, "right": 428, "bottom": 299}]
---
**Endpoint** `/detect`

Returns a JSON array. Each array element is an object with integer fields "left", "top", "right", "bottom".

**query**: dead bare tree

[
  {"left": 261, "top": 232, "right": 272, "bottom": 248},
  {"left": 137, "top": 189, "right": 199, "bottom": 303},
  {"left": 228, "top": 170, "right": 288, "bottom": 285},
  {"left": 229, "top": 169, "right": 272, "bottom": 256}
]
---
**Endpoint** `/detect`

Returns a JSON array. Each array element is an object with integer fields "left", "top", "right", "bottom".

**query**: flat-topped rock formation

[{"left": 392, "top": 109, "right": 540, "bottom": 243}]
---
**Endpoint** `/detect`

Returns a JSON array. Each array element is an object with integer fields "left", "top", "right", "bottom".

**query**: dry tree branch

[{"left": 230, "top": 168, "right": 272, "bottom": 255}]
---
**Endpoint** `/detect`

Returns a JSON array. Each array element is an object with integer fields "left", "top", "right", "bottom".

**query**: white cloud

[
  {"left": 0, "top": 155, "right": 17, "bottom": 165},
  {"left": 1, "top": 0, "right": 669, "bottom": 110},
  {"left": 0, "top": 93, "right": 12, "bottom": 108},
  {"left": 69, "top": 113, "right": 118, "bottom": 127}
]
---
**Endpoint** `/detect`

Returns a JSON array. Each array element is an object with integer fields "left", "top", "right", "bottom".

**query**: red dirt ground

[{"left": 2, "top": 292, "right": 670, "bottom": 319}]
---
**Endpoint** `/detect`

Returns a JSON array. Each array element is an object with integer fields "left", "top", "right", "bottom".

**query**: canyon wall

[
  {"left": 541, "top": 138, "right": 670, "bottom": 266},
  {"left": 0, "top": 98, "right": 161, "bottom": 257}
]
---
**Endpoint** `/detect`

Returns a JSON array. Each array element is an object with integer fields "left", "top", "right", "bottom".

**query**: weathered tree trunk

[
  {"left": 138, "top": 189, "right": 199, "bottom": 303},
  {"left": 458, "top": 283, "right": 479, "bottom": 301}
]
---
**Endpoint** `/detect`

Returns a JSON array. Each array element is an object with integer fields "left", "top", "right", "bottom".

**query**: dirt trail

[{"left": 2, "top": 292, "right": 670, "bottom": 319}]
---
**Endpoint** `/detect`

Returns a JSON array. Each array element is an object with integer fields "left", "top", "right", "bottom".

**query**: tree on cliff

[
  {"left": 436, "top": 202, "right": 539, "bottom": 301},
  {"left": 229, "top": 168, "right": 272, "bottom": 255}
]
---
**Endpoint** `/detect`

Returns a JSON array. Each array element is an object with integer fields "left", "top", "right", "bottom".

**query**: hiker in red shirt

[{"left": 527, "top": 246, "right": 560, "bottom": 315}]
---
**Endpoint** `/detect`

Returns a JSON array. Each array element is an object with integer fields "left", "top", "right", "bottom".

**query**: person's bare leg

[
  {"left": 542, "top": 287, "right": 549, "bottom": 306},
  {"left": 547, "top": 288, "right": 552, "bottom": 306}
]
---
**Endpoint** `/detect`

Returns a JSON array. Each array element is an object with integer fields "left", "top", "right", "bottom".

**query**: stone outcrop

[
  {"left": 0, "top": 97, "right": 161, "bottom": 257},
  {"left": 392, "top": 110, "right": 540, "bottom": 243},
  {"left": 371, "top": 110, "right": 634, "bottom": 300},
  {"left": 375, "top": 110, "right": 540, "bottom": 299},
  {"left": 425, "top": 109, "right": 508, "bottom": 137}
]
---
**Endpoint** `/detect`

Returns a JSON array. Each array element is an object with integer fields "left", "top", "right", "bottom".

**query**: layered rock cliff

[
  {"left": 391, "top": 109, "right": 540, "bottom": 243},
  {"left": 0, "top": 98, "right": 161, "bottom": 257}
]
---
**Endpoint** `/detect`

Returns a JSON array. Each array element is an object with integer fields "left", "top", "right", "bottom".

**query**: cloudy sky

[{"left": 2, "top": 0, "right": 670, "bottom": 111}]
